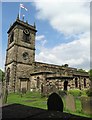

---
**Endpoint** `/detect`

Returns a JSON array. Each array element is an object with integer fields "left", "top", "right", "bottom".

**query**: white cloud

[
  {"left": 33, "top": 0, "right": 90, "bottom": 35},
  {"left": 33, "top": 1, "right": 90, "bottom": 70},
  {"left": 36, "top": 35, "right": 45, "bottom": 41},
  {"left": 36, "top": 35, "right": 47, "bottom": 47},
  {"left": 36, "top": 32, "right": 90, "bottom": 70}
]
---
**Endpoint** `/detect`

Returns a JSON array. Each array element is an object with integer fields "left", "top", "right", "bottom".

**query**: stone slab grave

[
  {"left": 81, "top": 96, "right": 92, "bottom": 115},
  {"left": 64, "top": 94, "right": 76, "bottom": 112}
]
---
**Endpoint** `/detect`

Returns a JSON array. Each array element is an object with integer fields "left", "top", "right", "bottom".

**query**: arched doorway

[{"left": 64, "top": 80, "right": 68, "bottom": 91}]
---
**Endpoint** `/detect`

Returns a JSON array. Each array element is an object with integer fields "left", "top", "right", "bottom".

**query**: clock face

[
  {"left": 22, "top": 52, "right": 29, "bottom": 60},
  {"left": 23, "top": 29, "right": 30, "bottom": 35}
]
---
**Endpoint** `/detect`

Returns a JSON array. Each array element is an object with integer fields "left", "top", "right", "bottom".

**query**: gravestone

[
  {"left": 64, "top": 94, "right": 76, "bottom": 112},
  {"left": 41, "top": 84, "right": 48, "bottom": 97},
  {"left": 47, "top": 92, "right": 63, "bottom": 112},
  {"left": 58, "top": 90, "right": 67, "bottom": 97},
  {"left": 51, "top": 84, "right": 58, "bottom": 93},
  {"left": 81, "top": 96, "right": 92, "bottom": 115},
  {"left": 21, "top": 87, "right": 26, "bottom": 94}
]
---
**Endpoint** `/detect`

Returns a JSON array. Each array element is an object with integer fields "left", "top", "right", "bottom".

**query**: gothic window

[
  {"left": 6, "top": 67, "right": 10, "bottom": 83},
  {"left": 64, "top": 80, "right": 68, "bottom": 91},
  {"left": 10, "top": 32, "right": 14, "bottom": 43},
  {"left": 84, "top": 78, "right": 86, "bottom": 88},
  {"left": 37, "top": 76, "right": 40, "bottom": 88},
  {"left": 75, "top": 78, "right": 78, "bottom": 88}
]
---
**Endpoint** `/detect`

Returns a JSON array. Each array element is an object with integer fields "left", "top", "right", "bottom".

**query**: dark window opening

[
  {"left": 75, "top": 78, "right": 78, "bottom": 88},
  {"left": 64, "top": 80, "right": 68, "bottom": 91},
  {"left": 23, "top": 31, "right": 30, "bottom": 43},
  {"left": 6, "top": 67, "right": 10, "bottom": 84},
  {"left": 84, "top": 78, "right": 86, "bottom": 88}
]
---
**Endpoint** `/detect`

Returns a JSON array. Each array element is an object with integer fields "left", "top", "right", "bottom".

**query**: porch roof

[
  {"left": 30, "top": 71, "right": 54, "bottom": 76},
  {"left": 46, "top": 76, "right": 74, "bottom": 80}
]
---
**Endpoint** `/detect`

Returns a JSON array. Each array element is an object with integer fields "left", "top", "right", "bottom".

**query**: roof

[
  {"left": 46, "top": 76, "right": 74, "bottom": 80},
  {"left": 7, "top": 19, "right": 37, "bottom": 33},
  {"left": 30, "top": 71, "right": 54, "bottom": 76},
  {"left": 73, "top": 71, "right": 89, "bottom": 77},
  {"left": 34, "top": 61, "right": 77, "bottom": 70}
]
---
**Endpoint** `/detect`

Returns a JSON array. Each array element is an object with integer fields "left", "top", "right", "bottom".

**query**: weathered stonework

[{"left": 5, "top": 17, "right": 90, "bottom": 93}]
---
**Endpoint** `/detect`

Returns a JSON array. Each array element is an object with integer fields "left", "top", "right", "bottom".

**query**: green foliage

[
  {"left": 62, "top": 64, "right": 68, "bottom": 67},
  {"left": 77, "top": 69, "right": 86, "bottom": 72},
  {"left": 88, "top": 69, "right": 92, "bottom": 81},
  {"left": 86, "top": 89, "right": 92, "bottom": 97},
  {"left": 68, "top": 89, "right": 86, "bottom": 97},
  {"left": 88, "top": 69, "right": 92, "bottom": 76}
]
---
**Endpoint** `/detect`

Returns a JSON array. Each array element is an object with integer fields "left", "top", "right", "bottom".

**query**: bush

[
  {"left": 68, "top": 89, "right": 86, "bottom": 97},
  {"left": 86, "top": 89, "right": 92, "bottom": 97},
  {"left": 80, "top": 94, "right": 88, "bottom": 99}
]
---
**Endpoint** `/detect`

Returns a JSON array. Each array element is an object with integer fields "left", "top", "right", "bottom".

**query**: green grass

[
  {"left": 7, "top": 92, "right": 92, "bottom": 118},
  {"left": 7, "top": 92, "right": 47, "bottom": 109}
]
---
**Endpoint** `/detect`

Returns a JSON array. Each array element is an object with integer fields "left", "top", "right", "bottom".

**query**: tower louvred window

[{"left": 23, "top": 29, "right": 30, "bottom": 42}]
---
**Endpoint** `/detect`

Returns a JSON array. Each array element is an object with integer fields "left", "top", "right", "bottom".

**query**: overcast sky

[{"left": 1, "top": 0, "right": 91, "bottom": 71}]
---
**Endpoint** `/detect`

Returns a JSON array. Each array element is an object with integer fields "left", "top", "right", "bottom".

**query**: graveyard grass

[{"left": 7, "top": 91, "right": 92, "bottom": 118}]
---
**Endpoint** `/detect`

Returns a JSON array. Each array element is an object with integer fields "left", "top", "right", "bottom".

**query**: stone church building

[{"left": 5, "top": 15, "right": 90, "bottom": 93}]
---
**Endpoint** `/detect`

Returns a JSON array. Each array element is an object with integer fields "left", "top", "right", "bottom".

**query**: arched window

[
  {"left": 75, "top": 78, "right": 78, "bottom": 88},
  {"left": 64, "top": 80, "right": 68, "bottom": 91},
  {"left": 37, "top": 76, "right": 40, "bottom": 88},
  {"left": 6, "top": 67, "right": 10, "bottom": 83}
]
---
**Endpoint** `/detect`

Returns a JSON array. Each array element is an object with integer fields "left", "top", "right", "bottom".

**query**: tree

[
  {"left": 62, "top": 64, "right": 68, "bottom": 67},
  {"left": 88, "top": 69, "right": 92, "bottom": 77},
  {"left": 77, "top": 69, "right": 86, "bottom": 72},
  {"left": 88, "top": 69, "right": 92, "bottom": 93}
]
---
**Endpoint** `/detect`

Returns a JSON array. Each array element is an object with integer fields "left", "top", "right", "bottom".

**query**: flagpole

[{"left": 19, "top": 4, "right": 21, "bottom": 19}]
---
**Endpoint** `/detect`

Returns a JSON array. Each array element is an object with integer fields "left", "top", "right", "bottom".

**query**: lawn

[
  {"left": 7, "top": 92, "right": 47, "bottom": 109},
  {"left": 7, "top": 91, "right": 91, "bottom": 118}
]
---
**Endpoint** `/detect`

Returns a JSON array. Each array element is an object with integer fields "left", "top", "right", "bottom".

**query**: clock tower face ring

[
  {"left": 22, "top": 52, "right": 29, "bottom": 60},
  {"left": 23, "top": 29, "right": 30, "bottom": 35}
]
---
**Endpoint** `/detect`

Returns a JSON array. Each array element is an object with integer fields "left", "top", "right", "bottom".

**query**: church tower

[{"left": 5, "top": 15, "right": 37, "bottom": 92}]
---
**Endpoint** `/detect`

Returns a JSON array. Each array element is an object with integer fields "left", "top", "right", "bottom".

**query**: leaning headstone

[
  {"left": 41, "top": 84, "right": 47, "bottom": 97},
  {"left": 64, "top": 94, "right": 76, "bottom": 112},
  {"left": 47, "top": 92, "right": 63, "bottom": 112},
  {"left": 81, "top": 96, "right": 92, "bottom": 115}
]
